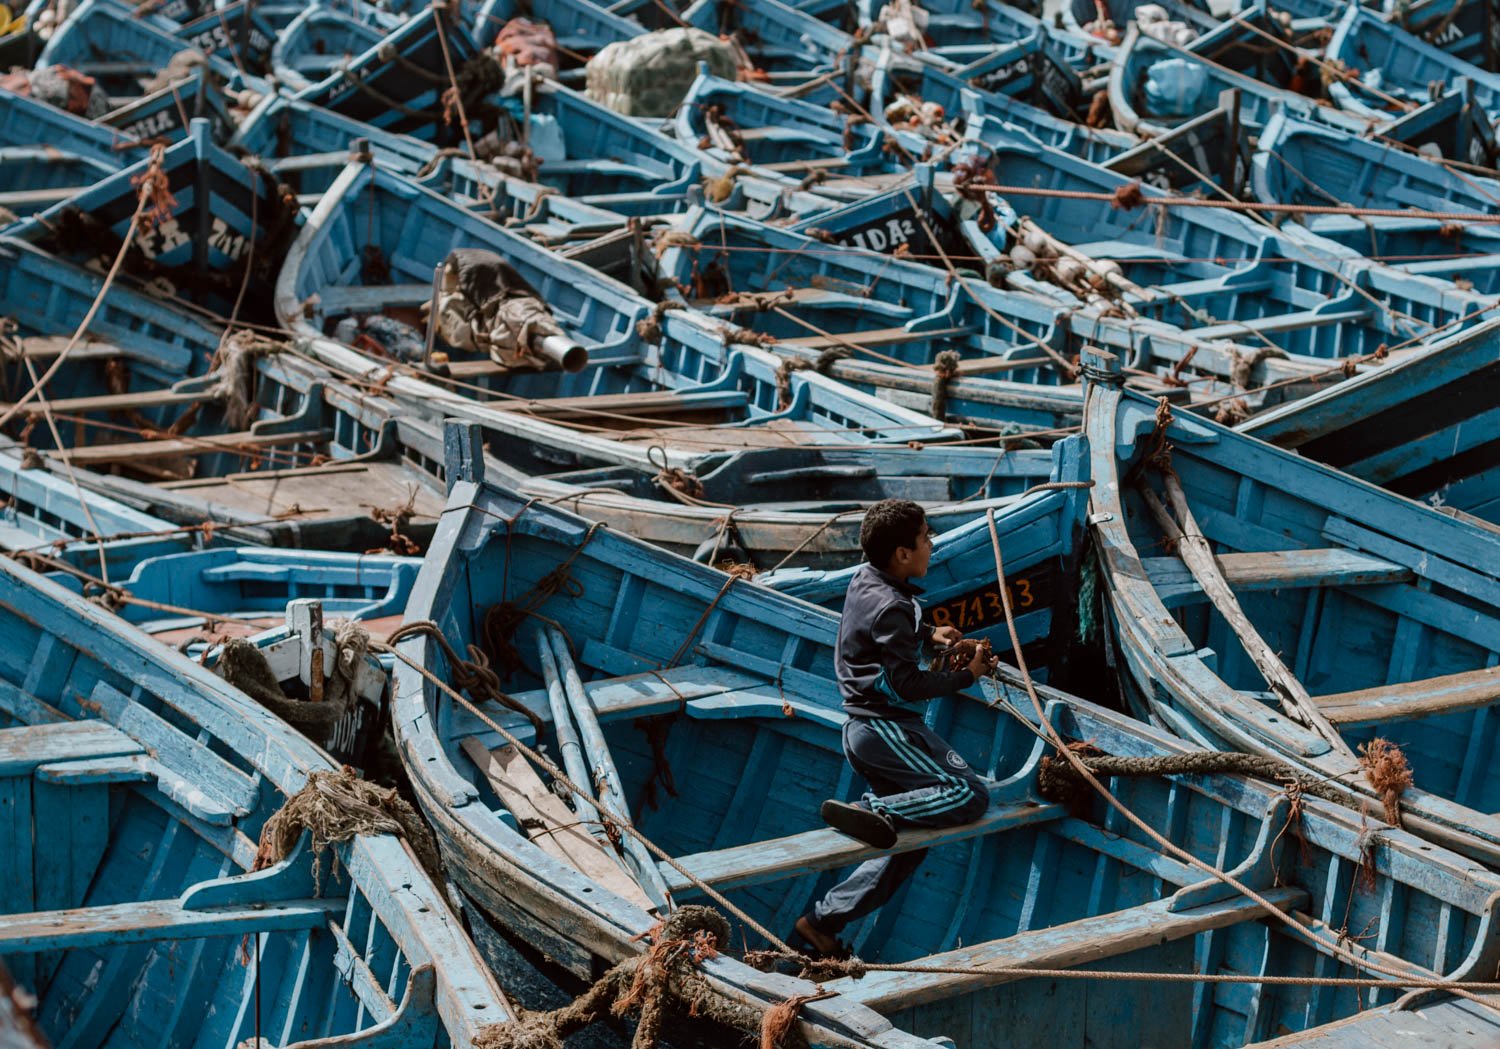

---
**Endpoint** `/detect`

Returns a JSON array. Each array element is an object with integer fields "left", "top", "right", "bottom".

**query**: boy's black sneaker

[{"left": 820, "top": 799, "right": 898, "bottom": 849}]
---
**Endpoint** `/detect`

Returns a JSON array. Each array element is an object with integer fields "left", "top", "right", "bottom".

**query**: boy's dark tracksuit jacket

[{"left": 807, "top": 563, "right": 990, "bottom": 936}]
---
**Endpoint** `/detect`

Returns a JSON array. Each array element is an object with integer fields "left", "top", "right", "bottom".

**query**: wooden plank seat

[
  {"left": 0, "top": 388, "right": 211, "bottom": 416},
  {"left": 1192, "top": 309, "right": 1372, "bottom": 338},
  {"left": 660, "top": 798, "right": 1067, "bottom": 897},
  {"left": 781, "top": 326, "right": 971, "bottom": 353},
  {"left": 830, "top": 885, "right": 1309, "bottom": 1012},
  {"left": 316, "top": 284, "right": 432, "bottom": 313},
  {"left": 1143, "top": 548, "right": 1411, "bottom": 607},
  {"left": 0, "top": 894, "right": 346, "bottom": 955},
  {"left": 52, "top": 428, "right": 333, "bottom": 468},
  {"left": 4, "top": 335, "right": 135, "bottom": 362},
  {"left": 1314, "top": 665, "right": 1500, "bottom": 727},
  {"left": 0, "top": 720, "right": 143, "bottom": 776},
  {"left": 499, "top": 389, "right": 750, "bottom": 421}
]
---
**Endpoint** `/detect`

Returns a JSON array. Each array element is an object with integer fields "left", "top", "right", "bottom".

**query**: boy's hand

[
  {"left": 931, "top": 625, "right": 964, "bottom": 647},
  {"left": 966, "top": 638, "right": 998, "bottom": 679}
]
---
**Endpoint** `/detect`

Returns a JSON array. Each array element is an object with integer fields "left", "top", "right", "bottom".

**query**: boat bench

[
  {"left": 53, "top": 427, "right": 333, "bottom": 467},
  {"left": 0, "top": 388, "right": 212, "bottom": 416},
  {"left": 660, "top": 798, "right": 1066, "bottom": 897},
  {"left": 1314, "top": 665, "right": 1500, "bottom": 728},
  {"left": 830, "top": 885, "right": 1309, "bottom": 1012},
  {"left": 1143, "top": 547, "right": 1411, "bottom": 608}
]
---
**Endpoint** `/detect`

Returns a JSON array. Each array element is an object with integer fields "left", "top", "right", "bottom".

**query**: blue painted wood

[
  {"left": 0, "top": 553, "right": 511, "bottom": 1044},
  {"left": 1084, "top": 345, "right": 1500, "bottom": 871},
  {"left": 960, "top": 122, "right": 1497, "bottom": 378},
  {"left": 393, "top": 424, "right": 1500, "bottom": 1047},
  {"left": 1326, "top": 4, "right": 1500, "bottom": 121},
  {"left": 0, "top": 83, "right": 136, "bottom": 168},
  {"left": 4, "top": 119, "right": 300, "bottom": 320},
  {"left": 270, "top": 3, "right": 394, "bottom": 92},
  {"left": 1242, "top": 317, "right": 1500, "bottom": 526},
  {"left": 1252, "top": 108, "right": 1500, "bottom": 264},
  {"left": 34, "top": 0, "right": 254, "bottom": 100}
]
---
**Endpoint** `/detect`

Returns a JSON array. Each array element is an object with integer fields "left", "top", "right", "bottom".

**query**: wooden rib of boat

[
  {"left": 389, "top": 422, "right": 1500, "bottom": 1049},
  {"left": 0, "top": 550, "right": 513, "bottom": 1045},
  {"left": 1239, "top": 315, "right": 1500, "bottom": 526},
  {"left": 1083, "top": 344, "right": 1500, "bottom": 867},
  {"left": 5, "top": 119, "right": 300, "bottom": 321}
]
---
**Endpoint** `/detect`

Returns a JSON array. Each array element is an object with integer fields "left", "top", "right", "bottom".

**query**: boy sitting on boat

[{"left": 794, "top": 499, "right": 997, "bottom": 957}]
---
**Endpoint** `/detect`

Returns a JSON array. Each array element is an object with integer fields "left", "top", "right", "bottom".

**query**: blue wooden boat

[
  {"left": 169, "top": 0, "right": 278, "bottom": 74},
  {"left": 270, "top": 2, "right": 394, "bottom": 92},
  {"left": 1084, "top": 344, "right": 1500, "bottom": 867},
  {"left": 961, "top": 122, "right": 1495, "bottom": 373},
  {"left": 1240, "top": 316, "right": 1500, "bottom": 526},
  {"left": 389, "top": 422, "right": 1500, "bottom": 1048},
  {"left": 0, "top": 80, "right": 136, "bottom": 168},
  {"left": 681, "top": 0, "right": 852, "bottom": 78},
  {"left": 1106, "top": 22, "right": 1379, "bottom": 138},
  {"left": 1252, "top": 108, "right": 1500, "bottom": 264},
  {"left": 1325, "top": 4, "right": 1500, "bottom": 119},
  {"left": 0, "top": 236, "right": 451, "bottom": 554},
  {"left": 0, "top": 148, "right": 117, "bottom": 218},
  {"left": 472, "top": 0, "right": 640, "bottom": 56},
  {"left": 48, "top": 545, "right": 420, "bottom": 646},
  {"left": 35, "top": 0, "right": 250, "bottom": 99},
  {"left": 274, "top": 157, "right": 939, "bottom": 442},
  {"left": 651, "top": 203, "right": 1370, "bottom": 418},
  {"left": 5, "top": 119, "right": 300, "bottom": 321},
  {"left": 673, "top": 72, "right": 925, "bottom": 197},
  {"left": 293, "top": 5, "right": 483, "bottom": 147},
  {"left": 100, "top": 65, "right": 236, "bottom": 146},
  {"left": 0, "top": 551, "right": 514, "bottom": 1043}
]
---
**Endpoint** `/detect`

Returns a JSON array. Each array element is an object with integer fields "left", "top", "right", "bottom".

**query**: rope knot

[
  {"left": 1358, "top": 737, "right": 1411, "bottom": 827},
  {"left": 1110, "top": 180, "right": 1145, "bottom": 210}
]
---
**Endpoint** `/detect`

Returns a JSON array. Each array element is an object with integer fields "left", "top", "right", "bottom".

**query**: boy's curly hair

[{"left": 860, "top": 499, "right": 927, "bottom": 570}]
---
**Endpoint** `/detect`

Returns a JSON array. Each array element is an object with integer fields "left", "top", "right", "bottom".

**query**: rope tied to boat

[
  {"left": 1033, "top": 744, "right": 1364, "bottom": 814},
  {"left": 775, "top": 357, "right": 812, "bottom": 410},
  {"left": 207, "top": 330, "right": 276, "bottom": 432},
  {"left": 929, "top": 349, "right": 961, "bottom": 422},
  {"left": 385, "top": 619, "right": 547, "bottom": 738},
  {"left": 654, "top": 465, "right": 705, "bottom": 501},
  {"left": 1228, "top": 345, "right": 1288, "bottom": 390},
  {"left": 474, "top": 523, "right": 600, "bottom": 679},
  {"left": 635, "top": 300, "right": 683, "bottom": 344},
  {"left": 474, "top": 907, "right": 799, "bottom": 1049},
  {"left": 253, "top": 766, "right": 443, "bottom": 889},
  {"left": 1358, "top": 738, "right": 1411, "bottom": 827}
]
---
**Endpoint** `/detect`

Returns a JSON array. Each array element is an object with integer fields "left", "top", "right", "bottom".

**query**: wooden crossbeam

[
  {"left": 53, "top": 428, "right": 331, "bottom": 467},
  {"left": 0, "top": 895, "right": 345, "bottom": 954},
  {"left": 832, "top": 886, "right": 1308, "bottom": 1012},
  {"left": 661, "top": 799, "right": 1065, "bottom": 897},
  {"left": 1315, "top": 665, "right": 1500, "bottom": 727},
  {"left": 1143, "top": 547, "right": 1412, "bottom": 607}
]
